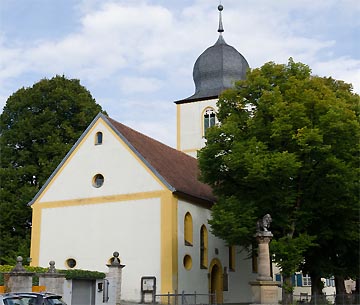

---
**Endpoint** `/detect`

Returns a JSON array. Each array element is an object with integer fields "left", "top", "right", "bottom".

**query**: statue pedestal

[
  {"left": 256, "top": 232, "right": 273, "bottom": 281},
  {"left": 249, "top": 280, "right": 279, "bottom": 305},
  {"left": 250, "top": 231, "right": 279, "bottom": 304}
]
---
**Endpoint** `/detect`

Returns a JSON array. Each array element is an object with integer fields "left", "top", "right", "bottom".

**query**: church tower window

[
  {"left": 184, "top": 212, "right": 193, "bottom": 246},
  {"left": 95, "top": 132, "right": 103, "bottom": 145},
  {"left": 200, "top": 225, "right": 208, "bottom": 268},
  {"left": 203, "top": 108, "right": 216, "bottom": 135}
]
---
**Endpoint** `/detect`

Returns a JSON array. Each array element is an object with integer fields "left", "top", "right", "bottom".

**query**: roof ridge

[{"left": 106, "top": 116, "right": 196, "bottom": 161}]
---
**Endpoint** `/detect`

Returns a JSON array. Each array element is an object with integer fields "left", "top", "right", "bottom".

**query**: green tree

[
  {"left": 0, "top": 75, "right": 105, "bottom": 264},
  {"left": 198, "top": 59, "right": 359, "bottom": 302}
]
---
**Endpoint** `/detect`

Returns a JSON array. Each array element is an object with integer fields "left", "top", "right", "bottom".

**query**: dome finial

[{"left": 218, "top": 4, "right": 224, "bottom": 33}]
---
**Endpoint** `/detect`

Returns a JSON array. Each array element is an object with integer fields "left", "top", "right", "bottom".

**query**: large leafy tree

[
  {"left": 0, "top": 75, "right": 105, "bottom": 264},
  {"left": 198, "top": 59, "right": 359, "bottom": 300}
]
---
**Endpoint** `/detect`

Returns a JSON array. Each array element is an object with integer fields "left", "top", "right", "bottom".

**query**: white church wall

[
  {"left": 39, "top": 120, "right": 164, "bottom": 203},
  {"left": 177, "top": 99, "right": 218, "bottom": 155},
  {"left": 177, "top": 199, "right": 211, "bottom": 301},
  {"left": 37, "top": 196, "right": 162, "bottom": 302},
  {"left": 224, "top": 247, "right": 257, "bottom": 303},
  {"left": 177, "top": 199, "right": 255, "bottom": 303}
]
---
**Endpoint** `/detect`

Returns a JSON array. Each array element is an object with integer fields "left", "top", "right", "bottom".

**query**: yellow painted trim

[
  {"left": 209, "top": 258, "right": 223, "bottom": 304},
  {"left": 30, "top": 205, "right": 42, "bottom": 266},
  {"left": 95, "top": 131, "right": 103, "bottom": 145},
  {"left": 35, "top": 119, "right": 104, "bottom": 204},
  {"left": 161, "top": 191, "right": 178, "bottom": 295},
  {"left": 184, "top": 212, "right": 193, "bottom": 245},
  {"left": 30, "top": 190, "right": 166, "bottom": 266},
  {"left": 181, "top": 148, "right": 198, "bottom": 154},
  {"left": 34, "top": 190, "right": 166, "bottom": 209},
  {"left": 200, "top": 225, "right": 208, "bottom": 268},
  {"left": 183, "top": 254, "right": 193, "bottom": 270},
  {"left": 34, "top": 117, "right": 168, "bottom": 206},
  {"left": 30, "top": 115, "right": 171, "bottom": 266},
  {"left": 176, "top": 104, "right": 181, "bottom": 150}
]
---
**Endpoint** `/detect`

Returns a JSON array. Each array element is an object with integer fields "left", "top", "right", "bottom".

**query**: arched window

[
  {"left": 229, "top": 245, "right": 235, "bottom": 271},
  {"left": 200, "top": 225, "right": 208, "bottom": 268},
  {"left": 203, "top": 108, "right": 216, "bottom": 135},
  {"left": 184, "top": 212, "right": 193, "bottom": 246},
  {"left": 95, "top": 131, "right": 103, "bottom": 145}
]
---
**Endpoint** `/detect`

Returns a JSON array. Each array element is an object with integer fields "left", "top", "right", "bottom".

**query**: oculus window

[
  {"left": 183, "top": 255, "right": 192, "bottom": 270},
  {"left": 66, "top": 258, "right": 77, "bottom": 269},
  {"left": 93, "top": 174, "right": 104, "bottom": 188}
]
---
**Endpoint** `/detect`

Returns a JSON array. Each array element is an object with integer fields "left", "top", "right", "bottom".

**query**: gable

[
  {"left": 107, "top": 117, "right": 216, "bottom": 204},
  {"left": 34, "top": 117, "right": 165, "bottom": 204}
]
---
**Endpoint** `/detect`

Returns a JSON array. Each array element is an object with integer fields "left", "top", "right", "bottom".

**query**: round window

[
  {"left": 183, "top": 255, "right": 192, "bottom": 270},
  {"left": 66, "top": 258, "right": 77, "bottom": 269},
  {"left": 93, "top": 174, "right": 104, "bottom": 188}
]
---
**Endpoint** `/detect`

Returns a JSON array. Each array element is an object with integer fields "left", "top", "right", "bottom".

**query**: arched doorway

[{"left": 209, "top": 259, "right": 223, "bottom": 304}]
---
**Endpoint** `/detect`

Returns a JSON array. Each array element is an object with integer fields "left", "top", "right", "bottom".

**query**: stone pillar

[
  {"left": 5, "top": 256, "right": 34, "bottom": 293},
  {"left": 106, "top": 252, "right": 125, "bottom": 305},
  {"left": 250, "top": 216, "right": 279, "bottom": 305},
  {"left": 38, "top": 261, "right": 66, "bottom": 295},
  {"left": 256, "top": 232, "right": 273, "bottom": 281}
]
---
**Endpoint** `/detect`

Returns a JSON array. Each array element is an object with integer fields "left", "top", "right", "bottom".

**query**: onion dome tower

[
  {"left": 175, "top": 5, "right": 249, "bottom": 157},
  {"left": 176, "top": 4, "right": 249, "bottom": 103}
]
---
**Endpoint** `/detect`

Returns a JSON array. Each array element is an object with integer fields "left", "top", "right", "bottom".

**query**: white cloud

[
  {"left": 1, "top": 0, "right": 359, "bottom": 145},
  {"left": 312, "top": 57, "right": 360, "bottom": 93},
  {"left": 119, "top": 76, "right": 163, "bottom": 94}
]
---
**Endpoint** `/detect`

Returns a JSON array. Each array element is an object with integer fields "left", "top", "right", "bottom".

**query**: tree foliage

[
  {"left": 0, "top": 75, "right": 105, "bottom": 264},
  {"left": 198, "top": 59, "right": 359, "bottom": 286}
]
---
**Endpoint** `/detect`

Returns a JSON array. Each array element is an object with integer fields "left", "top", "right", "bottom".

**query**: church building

[{"left": 29, "top": 5, "right": 255, "bottom": 304}]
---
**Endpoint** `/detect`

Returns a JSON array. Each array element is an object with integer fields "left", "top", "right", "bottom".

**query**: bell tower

[{"left": 175, "top": 5, "right": 250, "bottom": 158}]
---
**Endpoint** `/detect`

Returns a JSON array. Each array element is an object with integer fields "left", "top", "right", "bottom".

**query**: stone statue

[{"left": 256, "top": 214, "right": 272, "bottom": 232}]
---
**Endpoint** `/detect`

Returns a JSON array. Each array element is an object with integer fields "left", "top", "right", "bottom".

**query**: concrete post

[
  {"left": 38, "top": 261, "right": 66, "bottom": 295},
  {"left": 106, "top": 252, "right": 125, "bottom": 305},
  {"left": 4, "top": 256, "right": 34, "bottom": 293}
]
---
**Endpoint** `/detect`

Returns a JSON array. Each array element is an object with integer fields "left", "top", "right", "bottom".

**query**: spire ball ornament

[{"left": 217, "top": 4, "right": 224, "bottom": 33}]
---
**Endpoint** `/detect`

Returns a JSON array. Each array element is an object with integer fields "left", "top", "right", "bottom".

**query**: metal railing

[
  {"left": 154, "top": 290, "right": 216, "bottom": 305},
  {"left": 289, "top": 293, "right": 360, "bottom": 305}
]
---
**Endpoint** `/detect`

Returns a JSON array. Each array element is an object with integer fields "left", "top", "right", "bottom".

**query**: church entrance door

[{"left": 209, "top": 259, "right": 223, "bottom": 304}]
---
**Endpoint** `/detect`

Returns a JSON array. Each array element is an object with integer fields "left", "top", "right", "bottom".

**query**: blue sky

[{"left": 1, "top": 0, "right": 359, "bottom": 147}]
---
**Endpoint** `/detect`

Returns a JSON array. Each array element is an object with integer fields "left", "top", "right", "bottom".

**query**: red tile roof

[{"left": 107, "top": 116, "right": 216, "bottom": 204}]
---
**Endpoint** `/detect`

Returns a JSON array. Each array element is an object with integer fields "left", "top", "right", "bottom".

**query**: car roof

[
  {"left": 0, "top": 294, "right": 23, "bottom": 299},
  {"left": 13, "top": 292, "right": 62, "bottom": 298},
  {"left": 1, "top": 294, "right": 22, "bottom": 298}
]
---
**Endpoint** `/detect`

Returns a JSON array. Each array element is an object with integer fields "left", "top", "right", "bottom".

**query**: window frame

[
  {"left": 202, "top": 107, "right": 216, "bottom": 136},
  {"left": 95, "top": 131, "right": 103, "bottom": 145},
  {"left": 184, "top": 212, "right": 193, "bottom": 246},
  {"left": 200, "top": 225, "right": 208, "bottom": 269}
]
